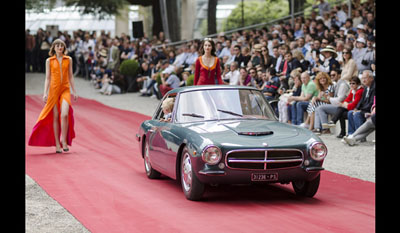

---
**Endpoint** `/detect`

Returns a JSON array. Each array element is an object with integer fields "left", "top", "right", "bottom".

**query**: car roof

[{"left": 167, "top": 85, "right": 259, "bottom": 95}]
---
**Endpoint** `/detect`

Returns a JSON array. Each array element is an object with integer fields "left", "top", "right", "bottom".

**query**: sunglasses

[
  {"left": 350, "top": 82, "right": 357, "bottom": 85},
  {"left": 204, "top": 37, "right": 213, "bottom": 41}
]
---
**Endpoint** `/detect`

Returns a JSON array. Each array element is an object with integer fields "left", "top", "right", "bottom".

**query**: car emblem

[{"left": 262, "top": 142, "right": 268, "bottom": 147}]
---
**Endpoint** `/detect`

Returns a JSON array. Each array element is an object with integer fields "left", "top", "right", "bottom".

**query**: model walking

[
  {"left": 194, "top": 38, "right": 223, "bottom": 85},
  {"left": 28, "top": 39, "right": 78, "bottom": 153}
]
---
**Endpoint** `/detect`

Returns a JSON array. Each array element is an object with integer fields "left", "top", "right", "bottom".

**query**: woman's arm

[
  {"left": 43, "top": 59, "right": 51, "bottom": 103},
  {"left": 68, "top": 57, "right": 78, "bottom": 101}
]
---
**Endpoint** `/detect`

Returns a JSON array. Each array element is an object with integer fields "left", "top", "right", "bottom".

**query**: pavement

[{"left": 25, "top": 72, "right": 375, "bottom": 232}]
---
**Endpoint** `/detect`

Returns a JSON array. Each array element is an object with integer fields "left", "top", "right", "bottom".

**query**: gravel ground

[{"left": 25, "top": 72, "right": 375, "bottom": 232}]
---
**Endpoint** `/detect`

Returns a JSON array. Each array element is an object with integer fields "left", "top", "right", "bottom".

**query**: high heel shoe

[{"left": 61, "top": 141, "right": 69, "bottom": 152}]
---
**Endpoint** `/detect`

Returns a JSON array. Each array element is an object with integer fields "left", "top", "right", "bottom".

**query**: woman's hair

[
  {"left": 314, "top": 72, "right": 332, "bottom": 91},
  {"left": 48, "top": 39, "right": 68, "bottom": 56},
  {"left": 199, "top": 38, "right": 216, "bottom": 56}
]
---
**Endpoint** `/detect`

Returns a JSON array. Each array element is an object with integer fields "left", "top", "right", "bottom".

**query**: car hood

[{"left": 183, "top": 120, "right": 309, "bottom": 148}]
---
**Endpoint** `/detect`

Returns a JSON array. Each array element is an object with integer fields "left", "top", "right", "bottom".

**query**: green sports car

[{"left": 136, "top": 85, "right": 327, "bottom": 201}]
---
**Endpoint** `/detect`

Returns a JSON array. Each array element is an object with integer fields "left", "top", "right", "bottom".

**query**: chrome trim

[
  {"left": 201, "top": 145, "right": 222, "bottom": 165},
  {"left": 309, "top": 141, "right": 328, "bottom": 161},
  {"left": 225, "top": 148, "right": 304, "bottom": 171}
]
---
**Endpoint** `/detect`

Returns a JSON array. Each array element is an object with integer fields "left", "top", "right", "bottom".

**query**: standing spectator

[
  {"left": 26, "top": 29, "right": 35, "bottom": 72},
  {"left": 312, "top": 0, "right": 331, "bottom": 17},
  {"left": 287, "top": 72, "right": 319, "bottom": 125},
  {"left": 106, "top": 38, "right": 120, "bottom": 71},
  {"left": 194, "top": 38, "right": 223, "bottom": 85},
  {"left": 347, "top": 70, "right": 375, "bottom": 135}
]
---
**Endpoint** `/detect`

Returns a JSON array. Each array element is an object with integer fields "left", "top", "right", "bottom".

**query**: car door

[{"left": 148, "top": 95, "right": 178, "bottom": 178}]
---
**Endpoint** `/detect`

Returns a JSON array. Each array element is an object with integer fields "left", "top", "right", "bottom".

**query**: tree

[{"left": 222, "top": 0, "right": 289, "bottom": 32}]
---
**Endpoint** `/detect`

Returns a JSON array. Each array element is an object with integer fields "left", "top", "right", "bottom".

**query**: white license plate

[{"left": 251, "top": 173, "right": 278, "bottom": 181}]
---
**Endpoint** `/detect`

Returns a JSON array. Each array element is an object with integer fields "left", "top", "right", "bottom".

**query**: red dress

[{"left": 194, "top": 56, "right": 223, "bottom": 85}]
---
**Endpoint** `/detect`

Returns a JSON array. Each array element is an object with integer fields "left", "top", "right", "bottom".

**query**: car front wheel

[
  {"left": 292, "top": 174, "right": 320, "bottom": 197},
  {"left": 180, "top": 147, "right": 205, "bottom": 201}
]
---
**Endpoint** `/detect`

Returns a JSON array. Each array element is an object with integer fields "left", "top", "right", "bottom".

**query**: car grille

[{"left": 226, "top": 149, "right": 303, "bottom": 170}]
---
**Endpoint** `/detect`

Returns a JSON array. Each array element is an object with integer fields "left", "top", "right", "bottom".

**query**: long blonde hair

[{"left": 48, "top": 39, "right": 68, "bottom": 56}]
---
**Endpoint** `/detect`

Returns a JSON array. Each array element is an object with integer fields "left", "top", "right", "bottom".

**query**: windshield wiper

[
  {"left": 182, "top": 113, "right": 204, "bottom": 118},
  {"left": 217, "top": 109, "right": 243, "bottom": 117}
]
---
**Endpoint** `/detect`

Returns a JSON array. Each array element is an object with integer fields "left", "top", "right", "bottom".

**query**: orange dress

[{"left": 28, "top": 55, "right": 75, "bottom": 146}]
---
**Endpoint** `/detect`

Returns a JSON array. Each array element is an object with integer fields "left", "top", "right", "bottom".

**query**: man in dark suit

[
  {"left": 347, "top": 70, "right": 375, "bottom": 135},
  {"left": 278, "top": 51, "right": 301, "bottom": 90}
]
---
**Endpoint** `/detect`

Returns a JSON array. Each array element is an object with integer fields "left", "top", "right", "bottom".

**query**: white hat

[
  {"left": 320, "top": 45, "right": 337, "bottom": 58},
  {"left": 356, "top": 37, "right": 366, "bottom": 44},
  {"left": 357, "top": 24, "right": 365, "bottom": 30},
  {"left": 162, "top": 66, "right": 174, "bottom": 75}
]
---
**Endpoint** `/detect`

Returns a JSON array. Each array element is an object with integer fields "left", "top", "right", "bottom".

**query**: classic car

[{"left": 136, "top": 85, "right": 327, "bottom": 201}]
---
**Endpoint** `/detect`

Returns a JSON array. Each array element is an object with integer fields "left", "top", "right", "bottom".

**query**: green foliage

[
  {"left": 222, "top": 0, "right": 289, "bottom": 32},
  {"left": 119, "top": 59, "right": 139, "bottom": 77},
  {"left": 186, "top": 74, "right": 194, "bottom": 86}
]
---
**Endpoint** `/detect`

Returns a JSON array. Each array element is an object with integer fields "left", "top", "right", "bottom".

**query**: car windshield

[{"left": 175, "top": 89, "right": 277, "bottom": 123}]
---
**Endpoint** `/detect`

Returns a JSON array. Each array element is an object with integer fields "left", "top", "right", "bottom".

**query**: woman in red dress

[{"left": 194, "top": 38, "right": 224, "bottom": 85}]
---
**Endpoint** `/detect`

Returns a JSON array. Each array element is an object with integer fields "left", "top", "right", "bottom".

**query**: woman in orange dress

[
  {"left": 194, "top": 38, "right": 224, "bottom": 85},
  {"left": 28, "top": 39, "right": 78, "bottom": 153}
]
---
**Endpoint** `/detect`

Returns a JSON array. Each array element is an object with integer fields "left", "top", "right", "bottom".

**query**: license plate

[{"left": 251, "top": 173, "right": 278, "bottom": 181}]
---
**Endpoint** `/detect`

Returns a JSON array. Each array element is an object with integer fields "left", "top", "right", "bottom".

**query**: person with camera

[{"left": 352, "top": 37, "right": 374, "bottom": 74}]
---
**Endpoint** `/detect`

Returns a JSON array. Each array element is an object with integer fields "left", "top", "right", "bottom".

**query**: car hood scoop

[{"left": 221, "top": 121, "right": 274, "bottom": 136}]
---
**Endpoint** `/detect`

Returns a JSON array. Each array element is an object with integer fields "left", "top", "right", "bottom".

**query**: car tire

[
  {"left": 292, "top": 174, "right": 320, "bottom": 197},
  {"left": 180, "top": 147, "right": 205, "bottom": 201},
  {"left": 144, "top": 141, "right": 161, "bottom": 179}
]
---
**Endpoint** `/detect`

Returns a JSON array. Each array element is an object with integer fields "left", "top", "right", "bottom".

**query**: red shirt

[
  {"left": 343, "top": 87, "right": 364, "bottom": 110},
  {"left": 194, "top": 56, "right": 223, "bottom": 85}
]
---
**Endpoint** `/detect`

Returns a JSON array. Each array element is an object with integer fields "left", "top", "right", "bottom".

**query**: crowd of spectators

[{"left": 25, "top": 0, "right": 375, "bottom": 145}]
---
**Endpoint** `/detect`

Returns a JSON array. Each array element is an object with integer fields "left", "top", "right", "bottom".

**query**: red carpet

[{"left": 26, "top": 95, "right": 375, "bottom": 233}]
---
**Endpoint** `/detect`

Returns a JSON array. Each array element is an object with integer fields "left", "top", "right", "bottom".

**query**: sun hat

[{"left": 320, "top": 45, "right": 337, "bottom": 58}]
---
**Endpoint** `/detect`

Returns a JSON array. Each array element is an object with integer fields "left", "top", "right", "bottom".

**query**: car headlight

[
  {"left": 309, "top": 142, "right": 327, "bottom": 161},
  {"left": 201, "top": 145, "right": 222, "bottom": 165}
]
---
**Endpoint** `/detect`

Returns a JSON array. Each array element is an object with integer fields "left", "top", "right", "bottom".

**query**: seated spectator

[
  {"left": 303, "top": 72, "right": 334, "bottom": 132},
  {"left": 323, "top": 76, "right": 363, "bottom": 138},
  {"left": 278, "top": 51, "right": 301, "bottom": 90},
  {"left": 239, "top": 67, "right": 252, "bottom": 86},
  {"left": 287, "top": 71, "right": 319, "bottom": 125},
  {"left": 313, "top": 69, "right": 351, "bottom": 135},
  {"left": 340, "top": 46, "right": 358, "bottom": 82},
  {"left": 278, "top": 68, "right": 302, "bottom": 123},
  {"left": 262, "top": 67, "right": 281, "bottom": 101},
  {"left": 343, "top": 96, "right": 375, "bottom": 146},
  {"left": 100, "top": 70, "right": 126, "bottom": 95},
  {"left": 223, "top": 61, "right": 240, "bottom": 85},
  {"left": 317, "top": 45, "right": 340, "bottom": 74},
  {"left": 347, "top": 70, "right": 375, "bottom": 135},
  {"left": 159, "top": 67, "right": 180, "bottom": 97}
]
